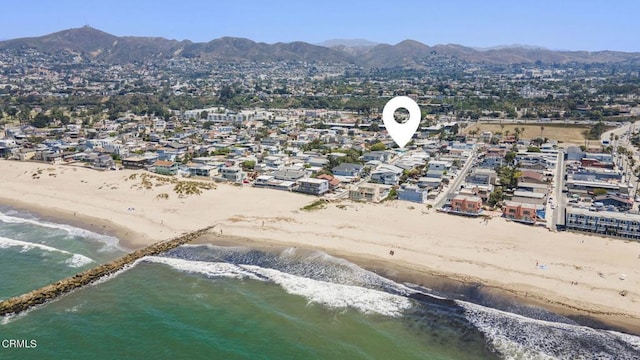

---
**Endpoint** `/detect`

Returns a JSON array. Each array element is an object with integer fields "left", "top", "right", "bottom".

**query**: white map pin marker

[{"left": 382, "top": 96, "right": 421, "bottom": 148}]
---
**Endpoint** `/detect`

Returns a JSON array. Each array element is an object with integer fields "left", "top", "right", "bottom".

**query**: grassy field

[{"left": 462, "top": 122, "right": 612, "bottom": 145}]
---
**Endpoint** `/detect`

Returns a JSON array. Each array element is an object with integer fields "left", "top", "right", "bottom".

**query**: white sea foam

[
  {"left": 65, "top": 253, "right": 94, "bottom": 268},
  {"left": 0, "top": 211, "right": 121, "bottom": 251},
  {"left": 0, "top": 309, "right": 30, "bottom": 325},
  {"left": 0, "top": 236, "right": 94, "bottom": 268},
  {"left": 458, "top": 300, "right": 640, "bottom": 360},
  {"left": 87, "top": 258, "right": 144, "bottom": 287},
  {"left": 144, "top": 256, "right": 413, "bottom": 317},
  {"left": 179, "top": 244, "right": 421, "bottom": 298}
]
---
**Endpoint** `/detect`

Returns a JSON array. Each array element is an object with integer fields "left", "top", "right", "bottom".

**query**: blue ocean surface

[{"left": 1, "top": 207, "right": 639, "bottom": 359}]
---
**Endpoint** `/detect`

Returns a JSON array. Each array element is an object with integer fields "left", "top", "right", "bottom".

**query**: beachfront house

[
  {"left": 92, "top": 154, "right": 115, "bottom": 169},
  {"left": 254, "top": 175, "right": 274, "bottom": 188},
  {"left": 153, "top": 160, "right": 179, "bottom": 175},
  {"left": 450, "top": 195, "right": 483, "bottom": 215},
  {"left": 296, "top": 178, "right": 329, "bottom": 196},
  {"left": 220, "top": 166, "right": 245, "bottom": 183},
  {"left": 186, "top": 163, "right": 216, "bottom": 177},
  {"left": 348, "top": 183, "right": 391, "bottom": 203},
  {"left": 397, "top": 184, "right": 429, "bottom": 203},
  {"left": 316, "top": 174, "right": 341, "bottom": 190},
  {"left": 123, "top": 157, "right": 150, "bottom": 170},
  {"left": 503, "top": 201, "right": 538, "bottom": 224},
  {"left": 253, "top": 175, "right": 296, "bottom": 191}
]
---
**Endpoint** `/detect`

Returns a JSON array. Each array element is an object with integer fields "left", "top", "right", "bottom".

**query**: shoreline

[
  {"left": 194, "top": 233, "right": 640, "bottom": 336},
  {"left": 0, "top": 195, "right": 149, "bottom": 252},
  {"left": 1, "top": 160, "right": 639, "bottom": 336}
]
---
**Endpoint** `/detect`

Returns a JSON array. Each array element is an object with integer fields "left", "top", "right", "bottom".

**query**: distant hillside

[
  {"left": 473, "top": 44, "right": 549, "bottom": 52},
  {"left": 180, "top": 37, "right": 350, "bottom": 63},
  {"left": 1, "top": 26, "right": 639, "bottom": 67},
  {"left": 317, "top": 39, "right": 380, "bottom": 48},
  {"left": 0, "top": 26, "right": 186, "bottom": 63}
]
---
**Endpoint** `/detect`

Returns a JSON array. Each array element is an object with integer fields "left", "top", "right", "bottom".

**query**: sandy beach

[{"left": 1, "top": 160, "right": 639, "bottom": 333}]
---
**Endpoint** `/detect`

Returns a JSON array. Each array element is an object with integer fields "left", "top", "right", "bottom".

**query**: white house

[
  {"left": 428, "top": 160, "right": 452, "bottom": 172},
  {"left": 370, "top": 164, "right": 403, "bottom": 185}
]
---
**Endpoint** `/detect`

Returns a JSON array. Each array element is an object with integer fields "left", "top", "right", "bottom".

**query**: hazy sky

[{"left": 3, "top": 0, "right": 639, "bottom": 51}]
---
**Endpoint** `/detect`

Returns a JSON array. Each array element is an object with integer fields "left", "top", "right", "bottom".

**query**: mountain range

[{"left": 1, "top": 26, "right": 639, "bottom": 67}]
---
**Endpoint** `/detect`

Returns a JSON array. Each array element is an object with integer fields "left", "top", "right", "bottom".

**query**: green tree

[
  {"left": 497, "top": 165, "right": 521, "bottom": 189},
  {"left": 592, "top": 188, "right": 608, "bottom": 196},
  {"left": 212, "top": 148, "right": 231, "bottom": 156},
  {"left": 387, "top": 187, "right": 398, "bottom": 200},
  {"left": 6, "top": 107, "right": 18, "bottom": 117},
  {"left": 241, "top": 160, "right": 256, "bottom": 171},
  {"left": 488, "top": 187, "right": 504, "bottom": 207},
  {"left": 369, "top": 142, "right": 386, "bottom": 151},
  {"left": 31, "top": 113, "right": 51, "bottom": 128},
  {"left": 514, "top": 127, "right": 522, "bottom": 141},
  {"left": 504, "top": 151, "right": 516, "bottom": 164},
  {"left": 302, "top": 138, "right": 324, "bottom": 152}
]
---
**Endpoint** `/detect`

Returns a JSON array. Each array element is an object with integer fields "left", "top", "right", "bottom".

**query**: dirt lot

[{"left": 462, "top": 122, "right": 608, "bottom": 145}]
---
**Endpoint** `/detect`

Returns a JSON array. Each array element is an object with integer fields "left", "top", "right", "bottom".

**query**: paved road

[
  {"left": 434, "top": 150, "right": 477, "bottom": 209},
  {"left": 600, "top": 120, "right": 640, "bottom": 145},
  {"left": 550, "top": 150, "right": 565, "bottom": 230}
]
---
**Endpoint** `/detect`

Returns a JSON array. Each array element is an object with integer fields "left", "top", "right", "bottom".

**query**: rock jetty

[{"left": 0, "top": 225, "right": 215, "bottom": 316}]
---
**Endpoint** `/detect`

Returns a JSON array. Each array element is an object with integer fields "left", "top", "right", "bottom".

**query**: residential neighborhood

[{"left": 3, "top": 100, "right": 640, "bottom": 241}]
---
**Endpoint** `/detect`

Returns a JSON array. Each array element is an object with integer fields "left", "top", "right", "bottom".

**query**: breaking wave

[
  {"left": 460, "top": 301, "right": 640, "bottom": 359},
  {"left": 160, "top": 245, "right": 640, "bottom": 359},
  {"left": 0, "top": 236, "right": 94, "bottom": 268},
  {"left": 144, "top": 256, "right": 413, "bottom": 317},
  {"left": 0, "top": 210, "right": 120, "bottom": 251}
]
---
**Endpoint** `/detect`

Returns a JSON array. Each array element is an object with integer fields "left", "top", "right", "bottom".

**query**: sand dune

[{"left": 1, "top": 160, "right": 639, "bottom": 332}]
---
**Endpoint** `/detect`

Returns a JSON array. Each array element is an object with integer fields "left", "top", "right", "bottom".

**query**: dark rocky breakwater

[{"left": 0, "top": 226, "right": 216, "bottom": 316}]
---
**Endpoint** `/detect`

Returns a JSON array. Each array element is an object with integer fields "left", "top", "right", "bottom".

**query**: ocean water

[{"left": 1, "top": 208, "right": 639, "bottom": 359}]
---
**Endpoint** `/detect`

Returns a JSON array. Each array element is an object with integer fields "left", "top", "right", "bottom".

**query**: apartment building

[{"left": 565, "top": 207, "right": 640, "bottom": 240}]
